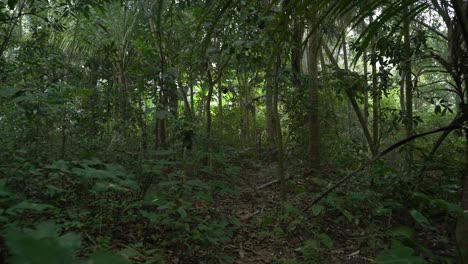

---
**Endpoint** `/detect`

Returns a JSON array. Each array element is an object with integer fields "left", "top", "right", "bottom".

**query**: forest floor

[{"left": 216, "top": 161, "right": 373, "bottom": 264}]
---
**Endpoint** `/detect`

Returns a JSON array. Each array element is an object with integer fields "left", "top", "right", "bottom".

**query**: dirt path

[
  {"left": 217, "top": 163, "right": 304, "bottom": 263},
  {"left": 217, "top": 162, "right": 371, "bottom": 264}
]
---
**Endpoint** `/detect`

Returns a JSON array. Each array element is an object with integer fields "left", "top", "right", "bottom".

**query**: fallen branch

[
  {"left": 285, "top": 123, "right": 463, "bottom": 227},
  {"left": 256, "top": 179, "right": 279, "bottom": 190}
]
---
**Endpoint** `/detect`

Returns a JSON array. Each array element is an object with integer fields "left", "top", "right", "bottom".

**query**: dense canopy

[{"left": 1, "top": 0, "right": 468, "bottom": 263}]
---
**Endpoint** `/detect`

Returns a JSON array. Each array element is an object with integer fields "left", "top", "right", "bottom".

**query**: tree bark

[
  {"left": 307, "top": 13, "right": 321, "bottom": 171},
  {"left": 370, "top": 25, "right": 380, "bottom": 155},
  {"left": 403, "top": 6, "right": 414, "bottom": 165},
  {"left": 205, "top": 64, "right": 215, "bottom": 140},
  {"left": 451, "top": 1, "right": 468, "bottom": 261},
  {"left": 217, "top": 76, "right": 223, "bottom": 136},
  {"left": 266, "top": 77, "right": 276, "bottom": 149}
]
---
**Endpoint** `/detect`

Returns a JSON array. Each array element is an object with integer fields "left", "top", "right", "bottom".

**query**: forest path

[
  {"left": 218, "top": 162, "right": 297, "bottom": 263},
  {"left": 216, "top": 161, "right": 370, "bottom": 264}
]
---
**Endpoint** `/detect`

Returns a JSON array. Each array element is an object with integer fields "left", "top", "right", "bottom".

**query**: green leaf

[
  {"left": 412, "top": 192, "right": 430, "bottom": 203},
  {"left": 283, "top": 202, "right": 299, "bottom": 214},
  {"left": 431, "top": 199, "right": 464, "bottom": 216},
  {"left": 318, "top": 233, "right": 333, "bottom": 249},
  {"left": 312, "top": 205, "right": 324, "bottom": 216},
  {"left": 44, "top": 160, "right": 70, "bottom": 172},
  {"left": 29, "top": 221, "right": 60, "bottom": 239},
  {"left": 6, "top": 201, "right": 54, "bottom": 215},
  {"left": 4, "top": 221, "right": 80, "bottom": 264},
  {"left": 11, "top": 93, "right": 36, "bottom": 103},
  {"left": 139, "top": 210, "right": 164, "bottom": 223},
  {"left": 341, "top": 208, "right": 353, "bottom": 221},
  {"left": 376, "top": 246, "right": 425, "bottom": 264},
  {"left": 389, "top": 226, "right": 415, "bottom": 241},
  {"left": 0, "top": 87, "right": 21, "bottom": 97},
  {"left": 177, "top": 206, "right": 187, "bottom": 219},
  {"left": 89, "top": 250, "right": 131, "bottom": 264},
  {"left": 409, "top": 209, "right": 430, "bottom": 226},
  {"left": 229, "top": 217, "right": 242, "bottom": 227},
  {"left": 186, "top": 179, "right": 209, "bottom": 189},
  {"left": 58, "top": 232, "right": 81, "bottom": 250}
]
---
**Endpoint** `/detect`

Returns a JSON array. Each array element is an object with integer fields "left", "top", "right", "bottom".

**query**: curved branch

[
  {"left": 415, "top": 116, "right": 464, "bottom": 186},
  {"left": 286, "top": 121, "right": 464, "bottom": 227}
]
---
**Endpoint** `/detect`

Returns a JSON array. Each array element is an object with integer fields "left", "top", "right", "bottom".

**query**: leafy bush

[{"left": 3, "top": 221, "right": 129, "bottom": 264}]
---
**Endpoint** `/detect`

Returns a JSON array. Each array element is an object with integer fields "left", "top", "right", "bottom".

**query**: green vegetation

[{"left": 1, "top": 0, "right": 468, "bottom": 263}]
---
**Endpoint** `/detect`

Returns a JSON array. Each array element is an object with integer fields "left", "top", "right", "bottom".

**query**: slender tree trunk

[
  {"left": 400, "top": 70, "right": 406, "bottom": 113},
  {"left": 457, "top": 103, "right": 467, "bottom": 263},
  {"left": 403, "top": 6, "right": 414, "bottom": 165},
  {"left": 291, "top": 18, "right": 304, "bottom": 89},
  {"left": 307, "top": 13, "right": 321, "bottom": 171},
  {"left": 266, "top": 77, "right": 276, "bottom": 149},
  {"left": 217, "top": 77, "right": 223, "bottom": 136},
  {"left": 238, "top": 74, "right": 250, "bottom": 141},
  {"left": 324, "top": 43, "right": 376, "bottom": 156},
  {"left": 272, "top": 52, "right": 286, "bottom": 200},
  {"left": 363, "top": 44, "right": 370, "bottom": 151},
  {"left": 156, "top": 8, "right": 167, "bottom": 149},
  {"left": 205, "top": 64, "right": 215, "bottom": 140},
  {"left": 137, "top": 94, "right": 148, "bottom": 156},
  {"left": 371, "top": 28, "right": 380, "bottom": 155},
  {"left": 181, "top": 83, "right": 192, "bottom": 117},
  {"left": 342, "top": 31, "right": 353, "bottom": 138},
  {"left": 190, "top": 72, "right": 195, "bottom": 116},
  {"left": 450, "top": 1, "right": 468, "bottom": 260},
  {"left": 153, "top": 83, "right": 160, "bottom": 150}
]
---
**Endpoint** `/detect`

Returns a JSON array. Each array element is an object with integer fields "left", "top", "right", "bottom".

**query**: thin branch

[
  {"left": 285, "top": 121, "right": 464, "bottom": 227},
  {"left": 415, "top": 116, "right": 464, "bottom": 186}
]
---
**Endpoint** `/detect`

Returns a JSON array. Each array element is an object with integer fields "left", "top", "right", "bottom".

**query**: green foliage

[
  {"left": 303, "top": 234, "right": 334, "bottom": 262},
  {"left": 4, "top": 221, "right": 81, "bottom": 264},
  {"left": 376, "top": 246, "right": 426, "bottom": 264},
  {"left": 3, "top": 221, "right": 129, "bottom": 264},
  {"left": 139, "top": 176, "right": 238, "bottom": 256},
  {"left": 0, "top": 0, "right": 465, "bottom": 262},
  {"left": 0, "top": 151, "right": 240, "bottom": 261}
]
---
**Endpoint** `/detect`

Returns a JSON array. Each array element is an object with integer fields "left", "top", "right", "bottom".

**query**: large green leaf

[
  {"left": 0, "top": 87, "right": 22, "bottom": 98},
  {"left": 409, "top": 209, "right": 430, "bottom": 227},
  {"left": 376, "top": 246, "right": 425, "bottom": 264},
  {"left": 3, "top": 221, "right": 81, "bottom": 264},
  {"left": 6, "top": 201, "right": 54, "bottom": 215},
  {"left": 89, "top": 250, "right": 131, "bottom": 264}
]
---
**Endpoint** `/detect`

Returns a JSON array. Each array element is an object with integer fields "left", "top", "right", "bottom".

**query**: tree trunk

[
  {"left": 451, "top": 1, "right": 468, "bottom": 261},
  {"left": 363, "top": 43, "right": 370, "bottom": 151},
  {"left": 217, "top": 76, "right": 223, "bottom": 137},
  {"left": 307, "top": 13, "right": 321, "bottom": 171},
  {"left": 343, "top": 30, "right": 353, "bottom": 138},
  {"left": 371, "top": 26, "right": 380, "bottom": 155},
  {"left": 266, "top": 78, "right": 276, "bottom": 149},
  {"left": 190, "top": 72, "right": 195, "bottom": 117},
  {"left": 403, "top": 6, "right": 414, "bottom": 165},
  {"left": 206, "top": 64, "right": 215, "bottom": 140},
  {"left": 323, "top": 43, "right": 376, "bottom": 156},
  {"left": 456, "top": 129, "right": 468, "bottom": 262},
  {"left": 291, "top": 18, "right": 304, "bottom": 89}
]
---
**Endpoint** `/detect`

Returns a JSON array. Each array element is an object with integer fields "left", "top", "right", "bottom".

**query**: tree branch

[{"left": 285, "top": 121, "right": 464, "bottom": 227}]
